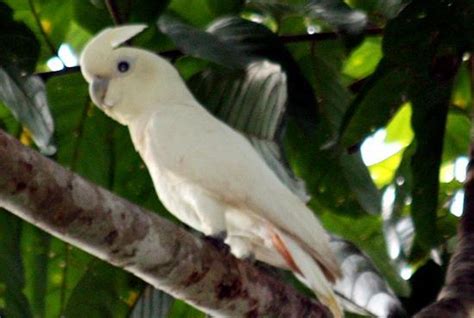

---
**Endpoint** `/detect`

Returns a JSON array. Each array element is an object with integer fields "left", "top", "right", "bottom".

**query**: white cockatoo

[{"left": 80, "top": 25, "right": 343, "bottom": 317}]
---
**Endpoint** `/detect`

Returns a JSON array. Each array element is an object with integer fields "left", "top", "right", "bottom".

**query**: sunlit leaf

[
  {"left": 443, "top": 112, "right": 470, "bottom": 163},
  {"left": 451, "top": 62, "right": 472, "bottom": 109},
  {"left": 343, "top": 37, "right": 382, "bottom": 79},
  {"left": 368, "top": 151, "right": 403, "bottom": 188},
  {"left": 340, "top": 64, "right": 408, "bottom": 148}
]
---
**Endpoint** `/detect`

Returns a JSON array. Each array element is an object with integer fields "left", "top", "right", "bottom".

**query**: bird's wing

[{"left": 144, "top": 106, "right": 340, "bottom": 279}]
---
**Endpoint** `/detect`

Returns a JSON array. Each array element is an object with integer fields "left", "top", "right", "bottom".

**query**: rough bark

[
  {"left": 0, "top": 128, "right": 330, "bottom": 317},
  {"left": 414, "top": 145, "right": 474, "bottom": 318}
]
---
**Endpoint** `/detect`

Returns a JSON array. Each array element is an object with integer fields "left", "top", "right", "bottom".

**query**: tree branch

[
  {"left": 0, "top": 129, "right": 330, "bottom": 317},
  {"left": 36, "top": 27, "right": 383, "bottom": 82},
  {"left": 279, "top": 27, "right": 383, "bottom": 43}
]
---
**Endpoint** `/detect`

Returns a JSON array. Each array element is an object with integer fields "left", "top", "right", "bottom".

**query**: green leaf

[
  {"left": 409, "top": 78, "right": 452, "bottom": 250},
  {"left": 167, "top": 0, "right": 215, "bottom": 27},
  {"left": 167, "top": 300, "right": 206, "bottom": 318},
  {"left": 0, "top": 2, "right": 40, "bottom": 73},
  {"left": 72, "top": 0, "right": 113, "bottom": 34},
  {"left": 451, "top": 62, "right": 472, "bottom": 110},
  {"left": 0, "top": 67, "right": 56, "bottom": 155},
  {"left": 158, "top": 15, "right": 251, "bottom": 69},
  {"left": 443, "top": 112, "right": 470, "bottom": 163},
  {"left": 305, "top": 0, "right": 367, "bottom": 33},
  {"left": 63, "top": 260, "right": 133, "bottom": 318},
  {"left": 381, "top": 0, "right": 468, "bottom": 249},
  {"left": 46, "top": 72, "right": 163, "bottom": 316},
  {"left": 342, "top": 37, "right": 382, "bottom": 79},
  {"left": 207, "top": 0, "right": 244, "bottom": 16},
  {"left": 21, "top": 225, "right": 50, "bottom": 317},
  {"left": 330, "top": 237, "right": 406, "bottom": 317},
  {"left": 319, "top": 210, "right": 410, "bottom": 297},
  {"left": 128, "top": 0, "right": 172, "bottom": 23},
  {"left": 189, "top": 61, "right": 309, "bottom": 201},
  {"left": 340, "top": 64, "right": 408, "bottom": 147},
  {"left": 290, "top": 42, "right": 381, "bottom": 215},
  {"left": 0, "top": 212, "right": 33, "bottom": 318},
  {"left": 4, "top": 0, "right": 73, "bottom": 65},
  {"left": 247, "top": 0, "right": 367, "bottom": 32},
  {"left": 129, "top": 286, "right": 174, "bottom": 318}
]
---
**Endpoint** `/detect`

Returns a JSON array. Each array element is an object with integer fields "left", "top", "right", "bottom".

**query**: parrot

[{"left": 80, "top": 24, "right": 343, "bottom": 317}]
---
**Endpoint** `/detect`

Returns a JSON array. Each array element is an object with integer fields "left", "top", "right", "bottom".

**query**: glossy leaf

[
  {"left": 342, "top": 37, "right": 382, "bottom": 79},
  {"left": 0, "top": 68, "right": 55, "bottom": 155},
  {"left": 305, "top": 0, "right": 367, "bottom": 33},
  {"left": 319, "top": 210, "right": 410, "bottom": 297},
  {"left": 330, "top": 236, "right": 406, "bottom": 317},
  {"left": 289, "top": 42, "right": 381, "bottom": 215},
  {"left": 247, "top": 0, "right": 368, "bottom": 32},
  {"left": 383, "top": 1, "right": 465, "bottom": 249},
  {"left": 340, "top": 64, "right": 408, "bottom": 148},
  {"left": 158, "top": 15, "right": 251, "bottom": 69},
  {"left": 129, "top": 286, "right": 173, "bottom": 318}
]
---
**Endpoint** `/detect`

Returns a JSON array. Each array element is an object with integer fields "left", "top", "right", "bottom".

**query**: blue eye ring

[{"left": 117, "top": 61, "right": 130, "bottom": 73}]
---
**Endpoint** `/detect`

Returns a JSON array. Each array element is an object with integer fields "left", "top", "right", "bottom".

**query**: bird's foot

[{"left": 203, "top": 232, "right": 229, "bottom": 253}]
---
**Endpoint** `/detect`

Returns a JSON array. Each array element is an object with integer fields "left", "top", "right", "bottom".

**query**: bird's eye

[{"left": 117, "top": 61, "right": 130, "bottom": 73}]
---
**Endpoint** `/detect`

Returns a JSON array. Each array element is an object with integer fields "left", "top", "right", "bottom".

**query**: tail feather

[{"left": 277, "top": 231, "right": 343, "bottom": 318}]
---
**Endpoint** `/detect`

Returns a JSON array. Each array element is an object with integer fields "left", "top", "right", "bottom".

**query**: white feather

[{"left": 80, "top": 25, "right": 344, "bottom": 317}]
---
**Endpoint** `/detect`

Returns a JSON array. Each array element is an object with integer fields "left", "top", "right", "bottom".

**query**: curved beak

[{"left": 89, "top": 77, "right": 110, "bottom": 108}]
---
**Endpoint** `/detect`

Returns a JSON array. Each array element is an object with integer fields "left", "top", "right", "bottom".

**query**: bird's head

[{"left": 80, "top": 24, "right": 195, "bottom": 125}]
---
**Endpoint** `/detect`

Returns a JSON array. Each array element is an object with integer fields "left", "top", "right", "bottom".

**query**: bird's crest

[{"left": 80, "top": 24, "right": 147, "bottom": 82}]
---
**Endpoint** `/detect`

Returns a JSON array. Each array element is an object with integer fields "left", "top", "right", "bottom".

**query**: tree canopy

[{"left": 0, "top": 0, "right": 473, "bottom": 317}]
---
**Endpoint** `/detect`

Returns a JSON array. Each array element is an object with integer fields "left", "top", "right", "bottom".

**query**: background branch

[
  {"left": 35, "top": 27, "right": 383, "bottom": 82},
  {"left": 0, "top": 128, "right": 330, "bottom": 318}
]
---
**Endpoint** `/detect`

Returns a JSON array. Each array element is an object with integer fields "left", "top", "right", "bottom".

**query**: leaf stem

[
  {"left": 104, "top": 0, "right": 123, "bottom": 25},
  {"left": 27, "top": 0, "right": 65, "bottom": 64}
]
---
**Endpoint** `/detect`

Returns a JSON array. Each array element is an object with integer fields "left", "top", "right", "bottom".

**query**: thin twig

[
  {"left": 28, "top": 0, "right": 65, "bottom": 64},
  {"left": 280, "top": 27, "right": 383, "bottom": 43},
  {"left": 104, "top": 0, "right": 123, "bottom": 25},
  {"left": 36, "top": 28, "right": 384, "bottom": 82}
]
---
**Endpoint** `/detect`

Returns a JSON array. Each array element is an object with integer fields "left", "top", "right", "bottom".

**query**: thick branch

[{"left": 0, "top": 129, "right": 330, "bottom": 318}]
